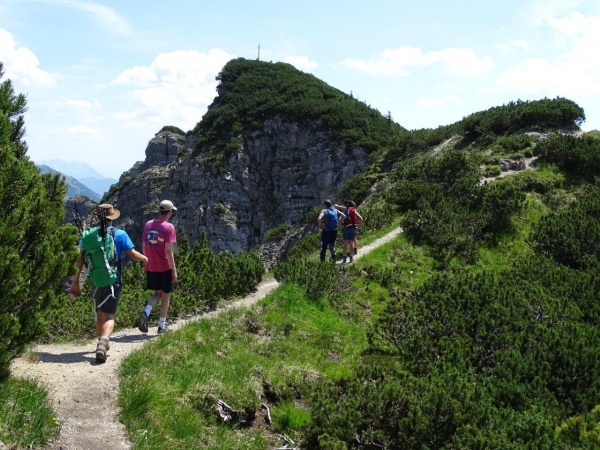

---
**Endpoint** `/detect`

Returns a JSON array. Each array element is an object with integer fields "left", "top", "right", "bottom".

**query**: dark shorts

[
  {"left": 321, "top": 229, "right": 337, "bottom": 246},
  {"left": 91, "top": 280, "right": 121, "bottom": 314},
  {"left": 147, "top": 270, "right": 174, "bottom": 293},
  {"left": 342, "top": 226, "right": 357, "bottom": 241}
]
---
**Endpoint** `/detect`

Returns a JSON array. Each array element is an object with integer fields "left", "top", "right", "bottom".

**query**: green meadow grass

[
  {"left": 0, "top": 377, "right": 59, "bottom": 448},
  {"left": 117, "top": 232, "right": 441, "bottom": 449},
  {"left": 118, "top": 282, "right": 370, "bottom": 449}
]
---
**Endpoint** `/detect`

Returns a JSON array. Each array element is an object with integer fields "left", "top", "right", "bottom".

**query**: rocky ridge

[{"left": 104, "top": 118, "right": 369, "bottom": 261}]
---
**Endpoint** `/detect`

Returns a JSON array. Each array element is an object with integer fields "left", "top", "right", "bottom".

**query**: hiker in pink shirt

[{"left": 138, "top": 199, "right": 178, "bottom": 334}]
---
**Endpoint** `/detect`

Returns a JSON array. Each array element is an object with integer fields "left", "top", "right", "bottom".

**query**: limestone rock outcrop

[{"left": 106, "top": 118, "right": 369, "bottom": 259}]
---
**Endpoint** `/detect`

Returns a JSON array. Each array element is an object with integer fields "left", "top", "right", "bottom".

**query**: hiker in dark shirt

[
  {"left": 317, "top": 199, "right": 345, "bottom": 263},
  {"left": 70, "top": 204, "right": 147, "bottom": 363}
]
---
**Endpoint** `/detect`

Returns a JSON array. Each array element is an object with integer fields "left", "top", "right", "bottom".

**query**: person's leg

[
  {"left": 97, "top": 311, "right": 115, "bottom": 337},
  {"left": 320, "top": 233, "right": 327, "bottom": 262},
  {"left": 138, "top": 290, "right": 160, "bottom": 332},
  {"left": 347, "top": 228, "right": 357, "bottom": 261},
  {"left": 340, "top": 238, "right": 348, "bottom": 262},
  {"left": 145, "top": 291, "right": 161, "bottom": 313},
  {"left": 94, "top": 286, "right": 118, "bottom": 363},
  {"left": 157, "top": 269, "right": 174, "bottom": 333},
  {"left": 157, "top": 292, "right": 170, "bottom": 332},
  {"left": 158, "top": 292, "right": 170, "bottom": 318},
  {"left": 140, "top": 270, "right": 162, "bottom": 332},
  {"left": 341, "top": 228, "right": 348, "bottom": 255},
  {"left": 329, "top": 231, "right": 337, "bottom": 262}
]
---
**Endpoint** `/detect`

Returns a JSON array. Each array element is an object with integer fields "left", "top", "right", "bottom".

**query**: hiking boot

[
  {"left": 349, "top": 255, "right": 354, "bottom": 263},
  {"left": 354, "top": 248, "right": 358, "bottom": 255},
  {"left": 138, "top": 312, "right": 149, "bottom": 333},
  {"left": 95, "top": 342, "right": 107, "bottom": 363},
  {"left": 342, "top": 257, "right": 347, "bottom": 264},
  {"left": 157, "top": 325, "right": 169, "bottom": 334}
]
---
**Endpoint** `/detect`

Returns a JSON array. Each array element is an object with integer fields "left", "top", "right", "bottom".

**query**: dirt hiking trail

[{"left": 10, "top": 228, "right": 402, "bottom": 450}]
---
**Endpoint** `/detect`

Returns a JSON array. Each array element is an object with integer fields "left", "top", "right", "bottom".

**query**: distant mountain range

[{"left": 37, "top": 159, "right": 118, "bottom": 201}]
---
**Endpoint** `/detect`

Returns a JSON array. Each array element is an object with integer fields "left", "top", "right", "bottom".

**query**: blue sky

[{"left": 1, "top": 0, "right": 599, "bottom": 178}]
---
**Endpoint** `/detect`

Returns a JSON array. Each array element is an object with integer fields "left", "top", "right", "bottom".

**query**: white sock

[
  {"left": 159, "top": 317, "right": 166, "bottom": 328},
  {"left": 144, "top": 305, "right": 152, "bottom": 316}
]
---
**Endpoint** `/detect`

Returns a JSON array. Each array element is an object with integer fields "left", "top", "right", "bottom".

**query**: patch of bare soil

[{"left": 10, "top": 228, "right": 402, "bottom": 450}]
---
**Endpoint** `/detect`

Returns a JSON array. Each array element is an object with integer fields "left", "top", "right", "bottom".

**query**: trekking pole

[
  {"left": 72, "top": 212, "right": 84, "bottom": 235},
  {"left": 72, "top": 212, "right": 89, "bottom": 289},
  {"left": 99, "top": 207, "right": 107, "bottom": 239}
]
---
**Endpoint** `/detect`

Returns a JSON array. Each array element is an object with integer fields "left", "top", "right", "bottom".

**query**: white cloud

[
  {"left": 430, "top": 48, "right": 493, "bottom": 76},
  {"left": 112, "top": 66, "right": 158, "bottom": 85},
  {"left": 492, "top": 10, "right": 600, "bottom": 96},
  {"left": 50, "top": 99, "right": 103, "bottom": 122},
  {"left": 51, "top": 125, "right": 104, "bottom": 138},
  {"left": 417, "top": 96, "right": 462, "bottom": 107},
  {"left": 52, "top": 99, "right": 101, "bottom": 112},
  {"left": 496, "top": 39, "right": 534, "bottom": 53},
  {"left": 36, "top": 0, "right": 132, "bottom": 35},
  {"left": 115, "top": 109, "right": 145, "bottom": 122},
  {"left": 528, "top": 0, "right": 584, "bottom": 25},
  {"left": 340, "top": 46, "right": 492, "bottom": 77},
  {"left": 283, "top": 55, "right": 318, "bottom": 71},
  {"left": 111, "top": 48, "right": 236, "bottom": 130},
  {"left": 0, "top": 28, "right": 62, "bottom": 88}
]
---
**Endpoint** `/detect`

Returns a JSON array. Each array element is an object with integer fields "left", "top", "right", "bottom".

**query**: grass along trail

[{"left": 10, "top": 227, "right": 402, "bottom": 450}]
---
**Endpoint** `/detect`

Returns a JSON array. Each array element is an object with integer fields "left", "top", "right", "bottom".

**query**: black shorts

[
  {"left": 146, "top": 270, "right": 174, "bottom": 293},
  {"left": 342, "top": 226, "right": 357, "bottom": 241},
  {"left": 91, "top": 280, "right": 121, "bottom": 314}
]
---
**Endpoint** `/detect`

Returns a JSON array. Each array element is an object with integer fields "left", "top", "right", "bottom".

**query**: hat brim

[{"left": 106, "top": 209, "right": 120, "bottom": 220}]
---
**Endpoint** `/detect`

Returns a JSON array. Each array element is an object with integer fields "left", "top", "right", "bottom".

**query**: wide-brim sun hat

[{"left": 98, "top": 203, "right": 120, "bottom": 220}]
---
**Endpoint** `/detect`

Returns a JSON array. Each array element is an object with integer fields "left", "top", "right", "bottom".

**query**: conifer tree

[{"left": 0, "top": 63, "right": 78, "bottom": 380}]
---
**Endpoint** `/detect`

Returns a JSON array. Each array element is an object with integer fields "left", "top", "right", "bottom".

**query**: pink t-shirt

[{"left": 143, "top": 219, "right": 176, "bottom": 272}]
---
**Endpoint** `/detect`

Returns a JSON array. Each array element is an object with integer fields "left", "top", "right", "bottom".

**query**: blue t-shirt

[{"left": 111, "top": 227, "right": 134, "bottom": 259}]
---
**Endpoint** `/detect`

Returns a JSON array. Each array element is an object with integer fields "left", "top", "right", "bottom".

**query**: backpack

[
  {"left": 322, "top": 207, "right": 338, "bottom": 231},
  {"left": 345, "top": 207, "right": 357, "bottom": 227},
  {"left": 81, "top": 226, "right": 117, "bottom": 288}
]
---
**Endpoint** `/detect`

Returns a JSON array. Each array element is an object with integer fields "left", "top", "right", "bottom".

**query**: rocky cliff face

[{"left": 105, "top": 118, "right": 369, "bottom": 256}]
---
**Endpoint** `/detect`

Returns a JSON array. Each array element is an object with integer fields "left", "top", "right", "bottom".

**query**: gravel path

[{"left": 10, "top": 227, "right": 402, "bottom": 450}]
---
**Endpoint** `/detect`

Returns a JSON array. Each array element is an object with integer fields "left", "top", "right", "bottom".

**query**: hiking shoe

[
  {"left": 95, "top": 342, "right": 107, "bottom": 363},
  {"left": 157, "top": 325, "right": 169, "bottom": 334},
  {"left": 138, "top": 312, "right": 148, "bottom": 333},
  {"left": 354, "top": 248, "right": 358, "bottom": 255},
  {"left": 349, "top": 255, "right": 354, "bottom": 263},
  {"left": 342, "top": 257, "right": 347, "bottom": 264}
]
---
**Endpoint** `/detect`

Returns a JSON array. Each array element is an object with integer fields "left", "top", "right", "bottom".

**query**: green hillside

[
  {"left": 114, "top": 82, "right": 600, "bottom": 447},
  {"left": 192, "top": 58, "right": 405, "bottom": 160},
  {"left": 3, "top": 57, "right": 600, "bottom": 449}
]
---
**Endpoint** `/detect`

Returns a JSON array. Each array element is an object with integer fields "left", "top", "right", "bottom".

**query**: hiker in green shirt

[{"left": 70, "top": 204, "right": 147, "bottom": 363}]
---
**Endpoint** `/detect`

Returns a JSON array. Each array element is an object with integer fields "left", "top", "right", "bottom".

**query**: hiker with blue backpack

[
  {"left": 317, "top": 199, "right": 345, "bottom": 263},
  {"left": 70, "top": 204, "right": 147, "bottom": 363}
]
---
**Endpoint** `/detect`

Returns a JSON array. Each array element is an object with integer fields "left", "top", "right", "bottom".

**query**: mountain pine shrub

[
  {"left": 531, "top": 182, "right": 600, "bottom": 269},
  {"left": 537, "top": 134, "right": 600, "bottom": 179},
  {"left": 388, "top": 150, "right": 524, "bottom": 264},
  {"left": 0, "top": 63, "right": 78, "bottom": 379}
]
